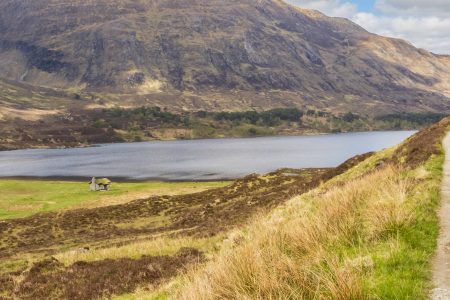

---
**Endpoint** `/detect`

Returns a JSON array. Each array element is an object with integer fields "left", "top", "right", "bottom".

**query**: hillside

[
  {"left": 0, "top": 117, "right": 448, "bottom": 299},
  {"left": 0, "top": 0, "right": 450, "bottom": 115},
  {"left": 156, "top": 117, "right": 450, "bottom": 299}
]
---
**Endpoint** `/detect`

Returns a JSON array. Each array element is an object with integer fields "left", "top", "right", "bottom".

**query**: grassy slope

[
  {"left": 0, "top": 180, "right": 229, "bottom": 219},
  {"left": 138, "top": 119, "right": 449, "bottom": 299}
]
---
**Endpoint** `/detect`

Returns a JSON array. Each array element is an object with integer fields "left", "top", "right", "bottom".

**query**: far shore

[{"left": 0, "top": 129, "right": 417, "bottom": 153}]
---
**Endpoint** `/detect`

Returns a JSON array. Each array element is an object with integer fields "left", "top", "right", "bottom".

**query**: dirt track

[{"left": 432, "top": 132, "right": 450, "bottom": 299}]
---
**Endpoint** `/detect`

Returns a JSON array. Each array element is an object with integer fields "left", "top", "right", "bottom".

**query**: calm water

[{"left": 0, "top": 131, "right": 415, "bottom": 180}]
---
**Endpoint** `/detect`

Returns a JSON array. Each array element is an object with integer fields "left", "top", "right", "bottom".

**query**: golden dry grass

[
  {"left": 0, "top": 107, "right": 61, "bottom": 121},
  {"left": 175, "top": 166, "right": 412, "bottom": 299},
  {"left": 54, "top": 235, "right": 225, "bottom": 266}
]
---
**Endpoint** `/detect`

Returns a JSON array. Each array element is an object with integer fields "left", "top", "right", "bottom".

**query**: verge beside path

[{"left": 432, "top": 133, "right": 450, "bottom": 300}]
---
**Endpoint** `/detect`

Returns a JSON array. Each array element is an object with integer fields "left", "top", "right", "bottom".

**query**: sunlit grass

[
  {"left": 55, "top": 235, "right": 226, "bottom": 266},
  {"left": 0, "top": 180, "right": 229, "bottom": 219},
  {"left": 174, "top": 155, "right": 443, "bottom": 299}
]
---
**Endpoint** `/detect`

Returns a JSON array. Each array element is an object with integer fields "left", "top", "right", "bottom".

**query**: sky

[{"left": 285, "top": 0, "right": 450, "bottom": 54}]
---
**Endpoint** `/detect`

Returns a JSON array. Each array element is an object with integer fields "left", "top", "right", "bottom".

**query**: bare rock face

[{"left": 0, "top": 0, "right": 450, "bottom": 113}]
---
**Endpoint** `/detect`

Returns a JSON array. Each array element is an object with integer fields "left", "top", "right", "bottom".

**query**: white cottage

[{"left": 90, "top": 177, "right": 111, "bottom": 191}]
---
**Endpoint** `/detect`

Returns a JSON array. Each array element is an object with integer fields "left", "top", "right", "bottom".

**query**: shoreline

[
  {"left": 0, "top": 167, "right": 333, "bottom": 183},
  {"left": 0, "top": 129, "right": 417, "bottom": 153},
  {"left": 0, "top": 175, "right": 237, "bottom": 183}
]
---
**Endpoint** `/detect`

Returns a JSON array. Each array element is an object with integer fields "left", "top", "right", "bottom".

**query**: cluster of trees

[
  {"left": 375, "top": 113, "right": 447, "bottom": 127},
  {"left": 305, "top": 110, "right": 330, "bottom": 117},
  {"left": 211, "top": 108, "right": 303, "bottom": 126},
  {"left": 104, "top": 107, "right": 303, "bottom": 126},
  {"left": 102, "top": 106, "right": 305, "bottom": 128},
  {"left": 327, "top": 112, "right": 449, "bottom": 132},
  {"left": 100, "top": 106, "right": 447, "bottom": 138},
  {"left": 103, "top": 107, "right": 188, "bottom": 126}
]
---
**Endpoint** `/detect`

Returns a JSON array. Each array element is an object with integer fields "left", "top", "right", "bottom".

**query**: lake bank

[{"left": 0, "top": 128, "right": 407, "bottom": 153}]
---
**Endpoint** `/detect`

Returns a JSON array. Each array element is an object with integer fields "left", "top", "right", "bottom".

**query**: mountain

[{"left": 0, "top": 0, "right": 450, "bottom": 115}]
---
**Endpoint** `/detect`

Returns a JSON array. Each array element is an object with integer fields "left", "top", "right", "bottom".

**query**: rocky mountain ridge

[{"left": 0, "top": 0, "right": 449, "bottom": 114}]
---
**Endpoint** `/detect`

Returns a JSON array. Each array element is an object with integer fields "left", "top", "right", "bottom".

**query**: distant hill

[{"left": 0, "top": 0, "right": 449, "bottom": 115}]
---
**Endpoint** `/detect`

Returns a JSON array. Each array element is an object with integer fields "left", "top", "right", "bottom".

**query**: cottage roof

[{"left": 95, "top": 178, "right": 111, "bottom": 185}]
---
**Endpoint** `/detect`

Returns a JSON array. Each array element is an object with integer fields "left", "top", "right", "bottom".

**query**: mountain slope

[{"left": 0, "top": 0, "right": 449, "bottom": 114}]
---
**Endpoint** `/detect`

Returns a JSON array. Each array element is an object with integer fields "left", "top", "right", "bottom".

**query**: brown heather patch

[
  {"left": 1, "top": 248, "right": 202, "bottom": 300},
  {"left": 389, "top": 116, "right": 450, "bottom": 169}
]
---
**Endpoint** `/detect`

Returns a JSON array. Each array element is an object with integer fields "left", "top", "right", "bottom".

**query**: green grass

[
  {"left": 0, "top": 180, "right": 229, "bottom": 219},
  {"left": 114, "top": 289, "right": 168, "bottom": 300},
  {"left": 361, "top": 154, "right": 443, "bottom": 299},
  {"left": 328, "top": 153, "right": 443, "bottom": 299}
]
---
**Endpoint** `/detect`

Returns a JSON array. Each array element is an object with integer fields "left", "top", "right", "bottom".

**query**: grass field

[{"left": 0, "top": 180, "right": 229, "bottom": 219}]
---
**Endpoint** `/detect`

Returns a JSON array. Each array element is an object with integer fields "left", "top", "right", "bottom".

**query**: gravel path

[{"left": 432, "top": 133, "right": 450, "bottom": 300}]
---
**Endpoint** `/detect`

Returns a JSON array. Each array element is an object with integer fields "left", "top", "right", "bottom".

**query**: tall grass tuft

[{"left": 176, "top": 166, "right": 411, "bottom": 299}]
